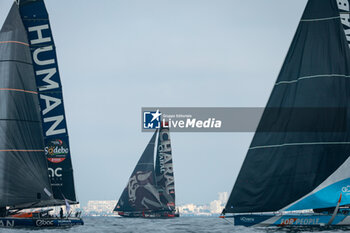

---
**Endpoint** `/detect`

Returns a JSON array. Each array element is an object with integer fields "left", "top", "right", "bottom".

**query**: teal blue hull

[{"left": 232, "top": 213, "right": 350, "bottom": 227}]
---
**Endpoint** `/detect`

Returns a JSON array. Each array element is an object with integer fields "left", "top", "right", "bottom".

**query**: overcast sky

[{"left": 0, "top": 0, "right": 308, "bottom": 206}]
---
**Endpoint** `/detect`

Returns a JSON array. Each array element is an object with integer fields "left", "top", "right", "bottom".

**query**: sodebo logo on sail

[
  {"left": 27, "top": 24, "right": 66, "bottom": 137},
  {"left": 338, "top": 0, "right": 350, "bottom": 48}
]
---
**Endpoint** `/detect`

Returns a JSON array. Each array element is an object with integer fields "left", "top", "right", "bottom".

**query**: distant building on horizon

[
  {"left": 83, "top": 200, "right": 117, "bottom": 216},
  {"left": 177, "top": 192, "right": 228, "bottom": 216},
  {"left": 81, "top": 193, "right": 228, "bottom": 217}
]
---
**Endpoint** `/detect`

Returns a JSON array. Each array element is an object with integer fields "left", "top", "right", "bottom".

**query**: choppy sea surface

[{"left": 2, "top": 217, "right": 350, "bottom": 233}]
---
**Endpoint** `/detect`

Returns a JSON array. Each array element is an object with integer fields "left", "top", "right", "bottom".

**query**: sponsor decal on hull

[
  {"left": 35, "top": 219, "right": 54, "bottom": 227},
  {"left": 278, "top": 217, "right": 320, "bottom": 226},
  {"left": 240, "top": 217, "right": 255, "bottom": 223}
]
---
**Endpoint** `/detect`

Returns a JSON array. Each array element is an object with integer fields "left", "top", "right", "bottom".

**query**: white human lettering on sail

[
  {"left": 338, "top": 0, "right": 349, "bottom": 10},
  {"left": 337, "top": 0, "right": 350, "bottom": 47},
  {"left": 33, "top": 46, "right": 55, "bottom": 65},
  {"left": 37, "top": 68, "right": 59, "bottom": 91},
  {"left": 28, "top": 24, "right": 51, "bottom": 45},
  {"left": 44, "top": 115, "right": 66, "bottom": 136},
  {"left": 28, "top": 23, "right": 67, "bottom": 138},
  {"left": 40, "top": 94, "right": 62, "bottom": 115}
]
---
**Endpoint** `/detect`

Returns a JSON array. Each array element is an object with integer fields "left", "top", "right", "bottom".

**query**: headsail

[
  {"left": 155, "top": 125, "right": 176, "bottom": 210},
  {"left": 114, "top": 131, "right": 164, "bottom": 212},
  {"left": 0, "top": 2, "right": 53, "bottom": 208},
  {"left": 225, "top": 0, "right": 350, "bottom": 213},
  {"left": 17, "top": 0, "right": 77, "bottom": 203}
]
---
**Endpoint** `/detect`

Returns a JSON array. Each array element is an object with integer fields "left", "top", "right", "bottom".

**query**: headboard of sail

[
  {"left": 17, "top": 0, "right": 77, "bottom": 202},
  {"left": 225, "top": 0, "right": 350, "bottom": 213}
]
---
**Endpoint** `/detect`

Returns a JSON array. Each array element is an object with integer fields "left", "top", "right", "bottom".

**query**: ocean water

[{"left": 2, "top": 217, "right": 350, "bottom": 233}]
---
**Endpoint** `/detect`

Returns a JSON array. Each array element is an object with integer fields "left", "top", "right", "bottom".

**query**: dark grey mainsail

[
  {"left": 155, "top": 126, "right": 175, "bottom": 209},
  {"left": 114, "top": 131, "right": 164, "bottom": 212},
  {"left": 226, "top": 0, "right": 350, "bottom": 213},
  {"left": 0, "top": 3, "right": 53, "bottom": 208}
]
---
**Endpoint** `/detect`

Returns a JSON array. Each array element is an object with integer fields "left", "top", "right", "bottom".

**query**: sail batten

[
  {"left": 225, "top": 0, "right": 350, "bottom": 214},
  {"left": 275, "top": 74, "right": 350, "bottom": 86},
  {"left": 249, "top": 141, "right": 350, "bottom": 150},
  {"left": 300, "top": 16, "right": 340, "bottom": 21}
]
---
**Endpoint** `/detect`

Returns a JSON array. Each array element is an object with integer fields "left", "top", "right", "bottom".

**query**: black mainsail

[
  {"left": 18, "top": 0, "right": 77, "bottom": 203},
  {"left": 226, "top": 0, "right": 350, "bottom": 214},
  {"left": 114, "top": 131, "right": 164, "bottom": 212},
  {"left": 155, "top": 126, "right": 176, "bottom": 210},
  {"left": 0, "top": 2, "right": 53, "bottom": 209}
]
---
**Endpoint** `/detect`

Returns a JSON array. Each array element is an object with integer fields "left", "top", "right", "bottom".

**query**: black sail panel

[
  {"left": 226, "top": 0, "right": 350, "bottom": 213},
  {"left": 114, "top": 131, "right": 163, "bottom": 212},
  {"left": 155, "top": 126, "right": 175, "bottom": 209},
  {"left": 0, "top": 3, "right": 53, "bottom": 208},
  {"left": 18, "top": 0, "right": 77, "bottom": 202}
]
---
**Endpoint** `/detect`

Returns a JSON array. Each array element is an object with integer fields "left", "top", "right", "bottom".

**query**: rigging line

[
  {"left": 301, "top": 16, "right": 340, "bottom": 22},
  {"left": 0, "top": 149, "right": 44, "bottom": 152},
  {"left": 221, "top": 216, "right": 235, "bottom": 226},
  {"left": 0, "top": 41, "right": 29, "bottom": 46},
  {"left": 0, "top": 88, "right": 37, "bottom": 94},
  {"left": 275, "top": 74, "right": 350, "bottom": 86},
  {"left": 249, "top": 141, "right": 350, "bottom": 150}
]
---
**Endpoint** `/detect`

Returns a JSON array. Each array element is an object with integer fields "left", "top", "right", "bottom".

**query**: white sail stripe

[
  {"left": 249, "top": 142, "right": 350, "bottom": 150},
  {"left": 275, "top": 74, "right": 350, "bottom": 86},
  {"left": 300, "top": 16, "right": 340, "bottom": 22}
]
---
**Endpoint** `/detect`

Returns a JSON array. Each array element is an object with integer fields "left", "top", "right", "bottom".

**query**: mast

[
  {"left": 155, "top": 124, "right": 176, "bottom": 210},
  {"left": 225, "top": 0, "right": 350, "bottom": 213},
  {"left": 17, "top": 0, "right": 77, "bottom": 203},
  {"left": 114, "top": 131, "right": 164, "bottom": 212},
  {"left": 0, "top": 2, "right": 53, "bottom": 209}
]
